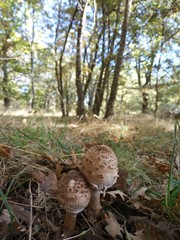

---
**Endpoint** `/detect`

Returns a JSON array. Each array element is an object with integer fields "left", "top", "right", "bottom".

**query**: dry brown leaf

[
  {"left": 10, "top": 204, "right": 30, "bottom": 224},
  {"left": 0, "top": 144, "right": 11, "bottom": 158},
  {"left": 46, "top": 219, "right": 60, "bottom": 233},
  {"left": 0, "top": 212, "right": 22, "bottom": 240},
  {"left": 113, "top": 168, "right": 128, "bottom": 193},
  {"left": 0, "top": 209, "right": 11, "bottom": 224},
  {"left": 56, "top": 162, "right": 64, "bottom": 180},
  {"left": 41, "top": 153, "right": 55, "bottom": 161},
  {"left": 105, "top": 211, "right": 123, "bottom": 239},
  {"left": 32, "top": 170, "right": 58, "bottom": 197},
  {"left": 33, "top": 171, "right": 47, "bottom": 183},
  {"left": 155, "top": 162, "right": 170, "bottom": 174},
  {"left": 126, "top": 229, "right": 145, "bottom": 240}
]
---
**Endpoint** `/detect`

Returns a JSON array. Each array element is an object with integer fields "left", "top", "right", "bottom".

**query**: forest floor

[{"left": 0, "top": 112, "right": 180, "bottom": 240}]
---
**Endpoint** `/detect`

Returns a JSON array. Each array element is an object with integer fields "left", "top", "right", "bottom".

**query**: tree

[
  {"left": 104, "top": 0, "right": 133, "bottom": 118},
  {"left": 55, "top": 2, "right": 78, "bottom": 116},
  {"left": 75, "top": 0, "right": 93, "bottom": 116},
  {"left": 93, "top": 0, "right": 121, "bottom": 116},
  {"left": 0, "top": 1, "right": 22, "bottom": 107}
]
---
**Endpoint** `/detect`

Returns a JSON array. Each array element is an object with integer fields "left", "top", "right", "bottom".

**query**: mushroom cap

[
  {"left": 81, "top": 145, "right": 118, "bottom": 190},
  {"left": 57, "top": 170, "right": 90, "bottom": 214}
]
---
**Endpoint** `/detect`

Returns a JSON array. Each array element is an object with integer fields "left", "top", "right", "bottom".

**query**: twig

[
  {"left": 0, "top": 108, "right": 7, "bottom": 116},
  {"left": 29, "top": 180, "right": 33, "bottom": 240},
  {"left": 81, "top": 213, "right": 95, "bottom": 235}
]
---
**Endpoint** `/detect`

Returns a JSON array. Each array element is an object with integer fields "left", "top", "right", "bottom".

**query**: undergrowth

[{"left": 0, "top": 113, "right": 179, "bottom": 224}]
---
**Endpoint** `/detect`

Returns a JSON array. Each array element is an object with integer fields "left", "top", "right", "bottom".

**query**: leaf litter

[{"left": 0, "top": 115, "right": 180, "bottom": 239}]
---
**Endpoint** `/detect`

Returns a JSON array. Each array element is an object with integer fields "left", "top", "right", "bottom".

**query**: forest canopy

[{"left": 0, "top": 0, "right": 179, "bottom": 118}]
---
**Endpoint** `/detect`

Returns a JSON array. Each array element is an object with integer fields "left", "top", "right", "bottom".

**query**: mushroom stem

[
  {"left": 64, "top": 212, "right": 77, "bottom": 235},
  {"left": 88, "top": 188, "right": 102, "bottom": 216}
]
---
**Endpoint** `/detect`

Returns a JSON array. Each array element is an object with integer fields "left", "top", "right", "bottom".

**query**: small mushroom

[
  {"left": 81, "top": 145, "right": 118, "bottom": 216},
  {"left": 57, "top": 170, "right": 90, "bottom": 235}
]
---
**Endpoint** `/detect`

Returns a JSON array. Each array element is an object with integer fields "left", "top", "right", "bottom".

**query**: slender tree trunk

[
  {"left": 54, "top": 2, "right": 65, "bottom": 116},
  {"left": 29, "top": 6, "right": 35, "bottom": 110},
  {"left": 104, "top": 0, "right": 133, "bottom": 118},
  {"left": 135, "top": 57, "right": 142, "bottom": 87},
  {"left": 2, "top": 54, "right": 10, "bottom": 108},
  {"left": 154, "top": 43, "right": 163, "bottom": 115},
  {"left": 55, "top": 3, "right": 78, "bottom": 117},
  {"left": 142, "top": 92, "right": 148, "bottom": 113},
  {"left": 76, "top": 1, "right": 89, "bottom": 116},
  {"left": 76, "top": 16, "right": 84, "bottom": 116},
  {"left": 83, "top": 30, "right": 101, "bottom": 97},
  {"left": 93, "top": 2, "right": 106, "bottom": 115},
  {"left": 1, "top": 35, "right": 11, "bottom": 108}
]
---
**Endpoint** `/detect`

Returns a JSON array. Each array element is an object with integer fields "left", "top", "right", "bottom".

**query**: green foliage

[{"left": 0, "top": 0, "right": 179, "bottom": 114}]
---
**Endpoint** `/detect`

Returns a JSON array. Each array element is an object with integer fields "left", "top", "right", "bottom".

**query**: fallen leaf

[
  {"left": 133, "top": 187, "right": 148, "bottom": 198},
  {"left": 126, "top": 229, "right": 145, "bottom": 240},
  {"left": 0, "top": 209, "right": 11, "bottom": 224},
  {"left": 41, "top": 154, "right": 55, "bottom": 162},
  {"left": 175, "top": 153, "right": 180, "bottom": 170},
  {"left": 105, "top": 211, "right": 123, "bottom": 239},
  {"left": 155, "top": 162, "right": 170, "bottom": 174},
  {"left": 113, "top": 168, "right": 128, "bottom": 193},
  {"left": 32, "top": 170, "right": 58, "bottom": 197},
  {"left": 0, "top": 144, "right": 11, "bottom": 158},
  {"left": 56, "top": 162, "right": 64, "bottom": 180},
  {"left": 10, "top": 204, "right": 30, "bottom": 224}
]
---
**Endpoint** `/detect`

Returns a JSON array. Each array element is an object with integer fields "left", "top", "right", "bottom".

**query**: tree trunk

[
  {"left": 1, "top": 36, "right": 11, "bottom": 108},
  {"left": 83, "top": 30, "right": 101, "bottom": 98},
  {"left": 76, "top": 2, "right": 89, "bottom": 116},
  {"left": 93, "top": 2, "right": 106, "bottom": 115},
  {"left": 55, "top": 2, "right": 65, "bottom": 116},
  {"left": 2, "top": 51, "right": 10, "bottom": 108},
  {"left": 55, "top": 3, "right": 78, "bottom": 117},
  {"left": 142, "top": 92, "right": 148, "bottom": 113},
  {"left": 76, "top": 17, "right": 84, "bottom": 116},
  {"left": 29, "top": 6, "right": 35, "bottom": 110},
  {"left": 104, "top": 0, "right": 133, "bottom": 118}
]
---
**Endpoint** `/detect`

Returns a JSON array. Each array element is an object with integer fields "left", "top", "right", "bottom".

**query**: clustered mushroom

[
  {"left": 57, "top": 170, "right": 91, "bottom": 235},
  {"left": 81, "top": 144, "right": 118, "bottom": 216},
  {"left": 57, "top": 145, "right": 118, "bottom": 235}
]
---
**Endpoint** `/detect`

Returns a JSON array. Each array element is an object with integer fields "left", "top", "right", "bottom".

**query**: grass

[{"left": 0, "top": 112, "right": 179, "bottom": 227}]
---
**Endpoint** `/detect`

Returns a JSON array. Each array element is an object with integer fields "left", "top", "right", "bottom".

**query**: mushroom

[
  {"left": 81, "top": 145, "right": 118, "bottom": 216},
  {"left": 57, "top": 170, "right": 90, "bottom": 235}
]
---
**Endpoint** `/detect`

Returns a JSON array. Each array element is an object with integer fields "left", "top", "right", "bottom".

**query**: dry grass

[{"left": 0, "top": 113, "right": 176, "bottom": 184}]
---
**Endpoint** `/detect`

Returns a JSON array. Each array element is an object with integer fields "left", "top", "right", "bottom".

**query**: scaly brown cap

[
  {"left": 81, "top": 145, "right": 118, "bottom": 190},
  {"left": 57, "top": 170, "right": 90, "bottom": 214}
]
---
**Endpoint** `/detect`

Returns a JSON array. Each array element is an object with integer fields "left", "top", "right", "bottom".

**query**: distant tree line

[{"left": 0, "top": 0, "right": 179, "bottom": 118}]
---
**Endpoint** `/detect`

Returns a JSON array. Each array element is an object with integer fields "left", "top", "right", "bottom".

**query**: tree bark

[
  {"left": 76, "top": 16, "right": 84, "bottom": 116},
  {"left": 93, "top": 1, "right": 106, "bottom": 115},
  {"left": 142, "top": 92, "right": 148, "bottom": 113},
  {"left": 1, "top": 34, "right": 11, "bottom": 108},
  {"left": 29, "top": 5, "right": 35, "bottom": 110},
  {"left": 104, "top": 0, "right": 133, "bottom": 118},
  {"left": 76, "top": 1, "right": 89, "bottom": 116},
  {"left": 94, "top": 2, "right": 121, "bottom": 116},
  {"left": 2, "top": 50, "right": 10, "bottom": 108}
]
